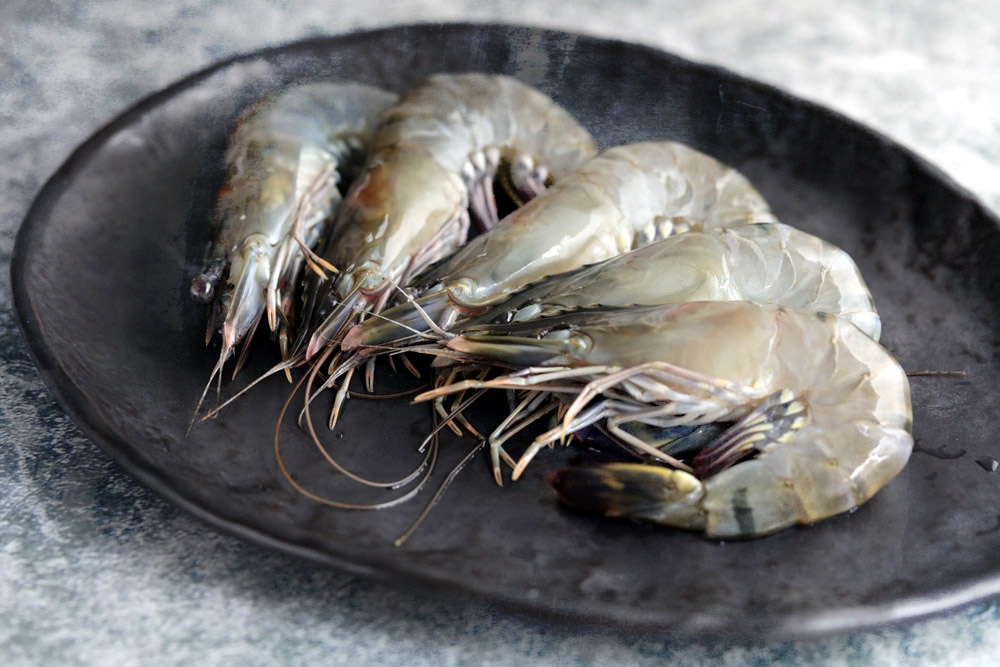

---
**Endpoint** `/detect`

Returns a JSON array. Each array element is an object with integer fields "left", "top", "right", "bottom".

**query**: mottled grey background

[{"left": 3, "top": 1, "right": 999, "bottom": 665}]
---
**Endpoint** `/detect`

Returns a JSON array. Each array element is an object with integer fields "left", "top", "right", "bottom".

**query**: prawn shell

[
  {"left": 344, "top": 141, "right": 777, "bottom": 350},
  {"left": 438, "top": 301, "right": 912, "bottom": 538},
  {"left": 305, "top": 73, "right": 598, "bottom": 357},
  {"left": 203, "top": 82, "right": 398, "bottom": 343}
]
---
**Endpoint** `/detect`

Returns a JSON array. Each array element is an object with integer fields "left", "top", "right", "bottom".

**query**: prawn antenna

[
  {"left": 274, "top": 368, "right": 439, "bottom": 511},
  {"left": 905, "top": 370, "right": 966, "bottom": 377},
  {"left": 394, "top": 439, "right": 487, "bottom": 548}
]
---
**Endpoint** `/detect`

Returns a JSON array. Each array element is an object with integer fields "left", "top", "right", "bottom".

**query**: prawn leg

[
  {"left": 544, "top": 388, "right": 811, "bottom": 516},
  {"left": 689, "top": 389, "right": 809, "bottom": 477},
  {"left": 506, "top": 154, "right": 550, "bottom": 203},
  {"left": 462, "top": 147, "right": 502, "bottom": 231}
]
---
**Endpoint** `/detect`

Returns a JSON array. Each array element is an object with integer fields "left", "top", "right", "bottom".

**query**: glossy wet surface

[{"left": 9, "top": 17, "right": 1000, "bottom": 650}]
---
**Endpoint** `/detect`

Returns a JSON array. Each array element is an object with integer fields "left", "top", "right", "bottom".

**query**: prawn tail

[
  {"left": 690, "top": 389, "right": 809, "bottom": 477},
  {"left": 545, "top": 463, "right": 706, "bottom": 531}
]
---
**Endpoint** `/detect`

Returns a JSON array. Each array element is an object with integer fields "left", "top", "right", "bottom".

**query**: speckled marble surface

[{"left": 3, "top": 1, "right": 1000, "bottom": 664}]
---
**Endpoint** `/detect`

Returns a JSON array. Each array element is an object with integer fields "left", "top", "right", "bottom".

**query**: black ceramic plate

[{"left": 13, "top": 24, "right": 1000, "bottom": 639}]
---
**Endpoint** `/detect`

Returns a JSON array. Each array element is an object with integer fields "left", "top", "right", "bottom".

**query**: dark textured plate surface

[{"left": 12, "top": 24, "right": 1000, "bottom": 639}]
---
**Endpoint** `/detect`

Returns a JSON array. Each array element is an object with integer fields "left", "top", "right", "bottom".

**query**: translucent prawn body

[
  {"left": 305, "top": 73, "right": 597, "bottom": 356},
  {"left": 460, "top": 221, "right": 881, "bottom": 341},
  {"left": 343, "top": 141, "right": 777, "bottom": 350},
  {"left": 191, "top": 82, "right": 397, "bottom": 408},
  {"left": 427, "top": 302, "right": 912, "bottom": 538}
]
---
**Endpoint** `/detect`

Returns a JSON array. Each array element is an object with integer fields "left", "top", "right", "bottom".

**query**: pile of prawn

[{"left": 190, "top": 73, "right": 912, "bottom": 541}]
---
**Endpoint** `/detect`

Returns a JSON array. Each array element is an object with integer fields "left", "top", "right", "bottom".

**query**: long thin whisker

[
  {"left": 394, "top": 439, "right": 486, "bottom": 547},
  {"left": 198, "top": 353, "right": 301, "bottom": 424},
  {"left": 275, "top": 369, "right": 437, "bottom": 510},
  {"left": 299, "top": 349, "right": 431, "bottom": 488}
]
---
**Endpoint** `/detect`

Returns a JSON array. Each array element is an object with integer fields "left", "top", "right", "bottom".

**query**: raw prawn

[
  {"left": 414, "top": 221, "right": 882, "bottom": 484},
  {"left": 303, "top": 73, "right": 598, "bottom": 362},
  {"left": 421, "top": 301, "right": 912, "bottom": 538},
  {"left": 342, "top": 141, "right": 777, "bottom": 352},
  {"left": 191, "top": 82, "right": 397, "bottom": 406},
  {"left": 355, "top": 221, "right": 881, "bottom": 353}
]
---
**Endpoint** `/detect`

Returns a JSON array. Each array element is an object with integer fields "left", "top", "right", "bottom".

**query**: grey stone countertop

[{"left": 3, "top": 1, "right": 999, "bottom": 664}]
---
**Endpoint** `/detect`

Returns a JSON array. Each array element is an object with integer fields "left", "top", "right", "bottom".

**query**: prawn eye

[
  {"left": 568, "top": 333, "right": 592, "bottom": 355},
  {"left": 445, "top": 278, "right": 477, "bottom": 304},
  {"left": 190, "top": 273, "right": 216, "bottom": 303},
  {"left": 540, "top": 329, "right": 592, "bottom": 355}
]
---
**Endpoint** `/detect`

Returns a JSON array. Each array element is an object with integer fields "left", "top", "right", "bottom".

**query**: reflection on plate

[{"left": 12, "top": 24, "right": 1000, "bottom": 638}]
